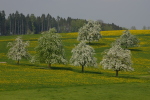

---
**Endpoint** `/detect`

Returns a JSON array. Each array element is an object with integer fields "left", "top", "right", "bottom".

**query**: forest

[{"left": 0, "top": 10, "right": 124, "bottom": 35}]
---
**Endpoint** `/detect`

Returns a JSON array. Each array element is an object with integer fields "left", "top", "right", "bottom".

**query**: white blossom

[
  {"left": 115, "top": 30, "right": 140, "bottom": 48},
  {"left": 77, "top": 20, "right": 102, "bottom": 43},
  {"left": 7, "top": 36, "right": 30, "bottom": 64},
  {"left": 31, "top": 28, "right": 67, "bottom": 68},
  {"left": 70, "top": 41, "right": 97, "bottom": 72},
  {"left": 100, "top": 44, "right": 134, "bottom": 76}
]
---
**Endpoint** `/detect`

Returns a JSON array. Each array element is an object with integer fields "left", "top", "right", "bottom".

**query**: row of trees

[
  {"left": 75, "top": 21, "right": 139, "bottom": 76},
  {"left": 0, "top": 10, "right": 124, "bottom": 35},
  {"left": 0, "top": 10, "right": 87, "bottom": 35},
  {"left": 130, "top": 26, "right": 150, "bottom": 30},
  {"left": 7, "top": 21, "right": 139, "bottom": 77},
  {"left": 100, "top": 30, "right": 139, "bottom": 76}
]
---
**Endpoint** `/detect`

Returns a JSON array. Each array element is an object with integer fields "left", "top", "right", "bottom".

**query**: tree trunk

[
  {"left": 10, "top": 19, "right": 11, "bottom": 34},
  {"left": 18, "top": 21, "right": 19, "bottom": 34},
  {"left": 88, "top": 40, "right": 91, "bottom": 45},
  {"left": 42, "top": 22, "right": 43, "bottom": 31},
  {"left": 47, "top": 17, "right": 50, "bottom": 30},
  {"left": 20, "top": 20, "right": 22, "bottom": 34},
  {"left": 15, "top": 19, "right": 16, "bottom": 34},
  {"left": 17, "top": 59, "right": 19, "bottom": 64},
  {"left": 48, "top": 63, "right": 51, "bottom": 69},
  {"left": 22, "top": 20, "right": 24, "bottom": 34},
  {"left": 116, "top": 70, "right": 119, "bottom": 77},
  {"left": 82, "top": 65, "right": 84, "bottom": 72}
]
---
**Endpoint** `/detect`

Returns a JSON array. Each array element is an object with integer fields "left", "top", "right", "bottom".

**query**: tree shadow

[
  {"left": 22, "top": 63, "right": 36, "bottom": 66},
  {"left": 50, "top": 66, "right": 73, "bottom": 71},
  {"left": 83, "top": 70, "right": 102, "bottom": 74},
  {"left": 87, "top": 43, "right": 107, "bottom": 46},
  {"left": 35, "top": 65, "right": 103, "bottom": 75},
  {"left": 34, "top": 66, "right": 73, "bottom": 71},
  {"left": 129, "top": 49, "right": 142, "bottom": 51},
  {"left": 73, "top": 68, "right": 102, "bottom": 74}
]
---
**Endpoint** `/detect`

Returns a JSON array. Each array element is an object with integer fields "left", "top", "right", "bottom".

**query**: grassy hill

[{"left": 0, "top": 30, "right": 150, "bottom": 100}]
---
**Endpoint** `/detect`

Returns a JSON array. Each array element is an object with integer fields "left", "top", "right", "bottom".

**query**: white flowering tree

[
  {"left": 31, "top": 28, "right": 67, "bottom": 68},
  {"left": 77, "top": 20, "right": 101, "bottom": 44},
  {"left": 7, "top": 36, "right": 30, "bottom": 64},
  {"left": 70, "top": 41, "right": 97, "bottom": 72},
  {"left": 116, "top": 30, "right": 140, "bottom": 49},
  {"left": 100, "top": 44, "right": 134, "bottom": 77}
]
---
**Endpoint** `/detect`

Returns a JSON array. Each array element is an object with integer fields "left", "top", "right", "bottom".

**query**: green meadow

[{"left": 0, "top": 30, "right": 150, "bottom": 100}]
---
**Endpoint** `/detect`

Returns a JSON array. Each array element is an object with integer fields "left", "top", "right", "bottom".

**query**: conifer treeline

[{"left": 0, "top": 10, "right": 123, "bottom": 35}]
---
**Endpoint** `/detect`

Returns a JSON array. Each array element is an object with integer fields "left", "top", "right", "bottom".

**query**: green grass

[
  {"left": 0, "top": 83, "right": 150, "bottom": 100},
  {"left": 0, "top": 31, "right": 150, "bottom": 100}
]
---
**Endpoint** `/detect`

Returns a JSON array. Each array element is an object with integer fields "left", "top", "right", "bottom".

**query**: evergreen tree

[
  {"left": 41, "top": 14, "right": 46, "bottom": 32},
  {"left": 130, "top": 26, "right": 136, "bottom": 30},
  {"left": 142, "top": 26, "right": 147, "bottom": 30},
  {"left": 2, "top": 10, "right": 124, "bottom": 35},
  {"left": 31, "top": 28, "right": 67, "bottom": 68},
  {"left": 30, "top": 14, "right": 36, "bottom": 34},
  {"left": 46, "top": 14, "right": 52, "bottom": 30},
  {"left": 0, "top": 10, "right": 6, "bottom": 35}
]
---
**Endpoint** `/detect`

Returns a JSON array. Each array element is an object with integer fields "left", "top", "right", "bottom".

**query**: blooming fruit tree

[
  {"left": 100, "top": 44, "right": 134, "bottom": 77},
  {"left": 7, "top": 36, "right": 30, "bottom": 64},
  {"left": 70, "top": 41, "right": 97, "bottom": 72},
  {"left": 31, "top": 28, "right": 67, "bottom": 68},
  {"left": 115, "top": 30, "right": 140, "bottom": 49},
  {"left": 77, "top": 20, "right": 101, "bottom": 44}
]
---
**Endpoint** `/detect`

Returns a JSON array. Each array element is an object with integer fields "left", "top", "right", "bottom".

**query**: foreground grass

[
  {"left": 1, "top": 83, "right": 150, "bottom": 100},
  {"left": 1, "top": 63, "right": 149, "bottom": 91},
  {"left": 0, "top": 30, "right": 150, "bottom": 99}
]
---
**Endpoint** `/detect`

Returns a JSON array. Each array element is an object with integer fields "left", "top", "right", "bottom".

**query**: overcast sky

[{"left": 0, "top": 0, "right": 150, "bottom": 29}]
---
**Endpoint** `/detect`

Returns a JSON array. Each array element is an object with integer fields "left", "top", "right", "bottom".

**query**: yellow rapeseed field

[{"left": 101, "top": 30, "right": 150, "bottom": 36}]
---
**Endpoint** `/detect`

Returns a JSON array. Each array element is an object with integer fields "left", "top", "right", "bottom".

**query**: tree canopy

[
  {"left": 100, "top": 44, "right": 134, "bottom": 77},
  {"left": 31, "top": 28, "right": 67, "bottom": 68},
  {"left": 7, "top": 36, "right": 30, "bottom": 64},
  {"left": 70, "top": 41, "right": 97, "bottom": 72},
  {"left": 77, "top": 20, "right": 102, "bottom": 43},
  {"left": 115, "top": 30, "right": 140, "bottom": 49}
]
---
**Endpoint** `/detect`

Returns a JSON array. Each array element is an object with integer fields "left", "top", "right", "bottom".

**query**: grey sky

[{"left": 0, "top": 0, "right": 150, "bottom": 29}]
